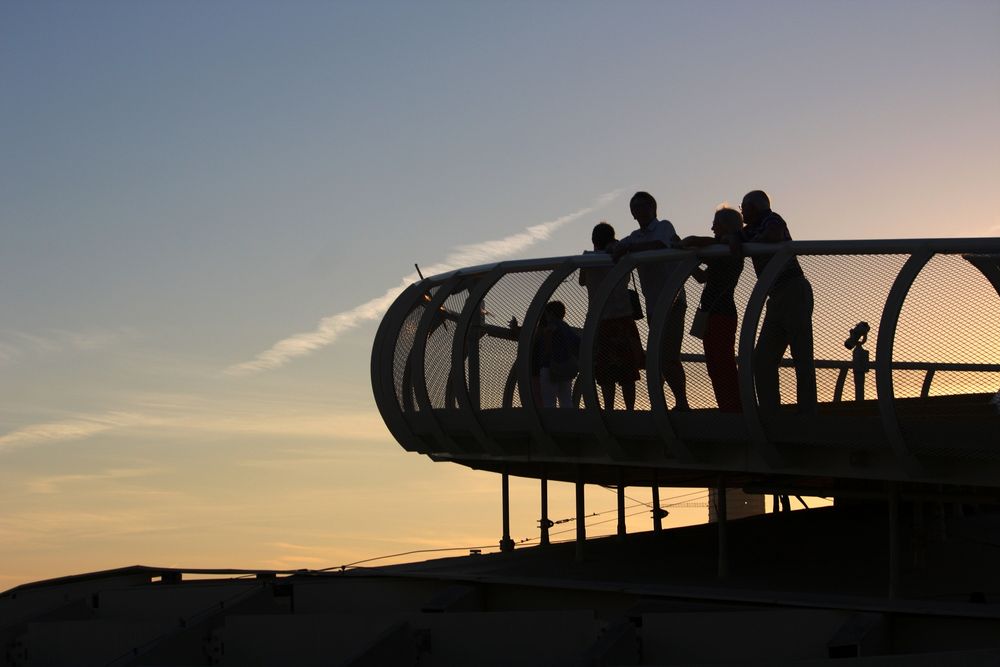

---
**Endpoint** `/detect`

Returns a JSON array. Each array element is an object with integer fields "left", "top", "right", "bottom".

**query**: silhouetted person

[
  {"left": 740, "top": 190, "right": 816, "bottom": 414},
  {"left": 613, "top": 192, "right": 690, "bottom": 411},
  {"left": 682, "top": 207, "right": 745, "bottom": 412},
  {"left": 580, "top": 222, "right": 644, "bottom": 411},
  {"left": 537, "top": 300, "right": 580, "bottom": 408}
]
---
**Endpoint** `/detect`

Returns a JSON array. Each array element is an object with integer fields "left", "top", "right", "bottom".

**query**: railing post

[
  {"left": 617, "top": 468, "right": 626, "bottom": 540},
  {"left": 876, "top": 250, "right": 933, "bottom": 474},
  {"left": 540, "top": 472, "right": 550, "bottom": 547},
  {"left": 736, "top": 246, "right": 792, "bottom": 469},
  {"left": 500, "top": 470, "right": 514, "bottom": 553},
  {"left": 652, "top": 472, "right": 663, "bottom": 534}
]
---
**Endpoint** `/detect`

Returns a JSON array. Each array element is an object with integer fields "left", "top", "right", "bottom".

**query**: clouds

[
  {"left": 226, "top": 189, "right": 623, "bottom": 375},
  {"left": 0, "top": 327, "right": 134, "bottom": 366},
  {"left": 0, "top": 412, "right": 149, "bottom": 452}
]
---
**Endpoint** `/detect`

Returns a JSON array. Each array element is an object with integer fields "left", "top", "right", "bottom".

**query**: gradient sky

[{"left": 1, "top": 1, "right": 998, "bottom": 588}]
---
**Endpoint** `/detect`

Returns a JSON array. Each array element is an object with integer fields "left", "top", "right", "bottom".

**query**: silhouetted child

[{"left": 537, "top": 301, "right": 580, "bottom": 408}]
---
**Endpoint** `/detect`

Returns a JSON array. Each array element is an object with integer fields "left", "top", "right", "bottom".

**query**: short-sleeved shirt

[
  {"left": 743, "top": 211, "right": 805, "bottom": 288},
  {"left": 618, "top": 219, "right": 686, "bottom": 309},
  {"left": 581, "top": 249, "right": 633, "bottom": 320},
  {"left": 699, "top": 254, "right": 744, "bottom": 316}
]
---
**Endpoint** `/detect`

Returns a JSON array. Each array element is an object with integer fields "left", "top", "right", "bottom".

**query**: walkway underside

[{"left": 409, "top": 393, "right": 1000, "bottom": 495}]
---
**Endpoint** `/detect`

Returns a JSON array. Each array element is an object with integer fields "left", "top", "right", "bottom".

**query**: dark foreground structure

[{"left": 3, "top": 238, "right": 1000, "bottom": 665}]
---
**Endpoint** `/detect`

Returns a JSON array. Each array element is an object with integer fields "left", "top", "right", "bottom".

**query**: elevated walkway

[{"left": 372, "top": 238, "right": 1000, "bottom": 494}]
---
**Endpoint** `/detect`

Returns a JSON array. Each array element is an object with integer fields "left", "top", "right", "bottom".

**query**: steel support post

[
  {"left": 540, "top": 474, "right": 550, "bottom": 547},
  {"left": 652, "top": 483, "right": 662, "bottom": 534},
  {"left": 500, "top": 471, "right": 515, "bottom": 553},
  {"left": 617, "top": 469, "right": 626, "bottom": 540}
]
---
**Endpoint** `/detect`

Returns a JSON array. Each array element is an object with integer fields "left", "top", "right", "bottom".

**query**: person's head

[
  {"left": 740, "top": 190, "right": 771, "bottom": 227},
  {"left": 544, "top": 300, "right": 566, "bottom": 321},
  {"left": 591, "top": 221, "right": 616, "bottom": 250},
  {"left": 712, "top": 206, "right": 743, "bottom": 239},
  {"left": 629, "top": 191, "right": 657, "bottom": 227}
]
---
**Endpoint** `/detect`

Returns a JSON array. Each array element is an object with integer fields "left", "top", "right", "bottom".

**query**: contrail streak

[{"left": 226, "top": 189, "right": 623, "bottom": 375}]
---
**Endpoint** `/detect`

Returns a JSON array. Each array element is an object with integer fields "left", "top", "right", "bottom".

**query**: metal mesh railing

[
  {"left": 466, "top": 271, "right": 550, "bottom": 409},
  {"left": 376, "top": 240, "right": 1000, "bottom": 468}
]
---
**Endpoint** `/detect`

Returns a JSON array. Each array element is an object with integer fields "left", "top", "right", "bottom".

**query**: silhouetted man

[
  {"left": 613, "top": 191, "right": 690, "bottom": 411},
  {"left": 741, "top": 190, "right": 816, "bottom": 414}
]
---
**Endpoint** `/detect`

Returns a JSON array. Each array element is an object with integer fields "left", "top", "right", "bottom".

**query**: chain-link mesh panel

[
  {"left": 547, "top": 269, "right": 589, "bottom": 408},
  {"left": 800, "top": 254, "right": 907, "bottom": 404},
  {"left": 464, "top": 271, "right": 550, "bottom": 409},
  {"left": 581, "top": 268, "right": 648, "bottom": 412},
  {"left": 676, "top": 263, "right": 756, "bottom": 411},
  {"left": 893, "top": 253, "right": 1000, "bottom": 399},
  {"left": 392, "top": 287, "right": 436, "bottom": 412},
  {"left": 423, "top": 285, "right": 471, "bottom": 409}
]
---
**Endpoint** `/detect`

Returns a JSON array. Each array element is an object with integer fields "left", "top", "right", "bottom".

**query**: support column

[
  {"left": 617, "top": 469, "right": 626, "bottom": 540},
  {"left": 540, "top": 474, "right": 550, "bottom": 547},
  {"left": 575, "top": 469, "right": 586, "bottom": 563},
  {"left": 888, "top": 482, "right": 899, "bottom": 598},
  {"left": 500, "top": 471, "right": 515, "bottom": 553},
  {"left": 717, "top": 479, "right": 729, "bottom": 579},
  {"left": 652, "top": 473, "right": 663, "bottom": 534}
]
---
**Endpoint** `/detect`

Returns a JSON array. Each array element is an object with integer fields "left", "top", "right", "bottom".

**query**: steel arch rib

[
  {"left": 450, "top": 265, "right": 508, "bottom": 456},
  {"left": 876, "top": 249, "right": 932, "bottom": 474},
  {"left": 736, "top": 246, "right": 791, "bottom": 469},
  {"left": 371, "top": 281, "right": 434, "bottom": 453},
  {"left": 515, "top": 262, "right": 577, "bottom": 455},
  {"left": 644, "top": 252, "right": 700, "bottom": 461},
  {"left": 410, "top": 275, "right": 465, "bottom": 454},
  {"left": 577, "top": 254, "right": 639, "bottom": 461}
]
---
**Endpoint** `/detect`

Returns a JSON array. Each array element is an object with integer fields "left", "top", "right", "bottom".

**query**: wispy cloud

[
  {"left": 26, "top": 467, "right": 161, "bottom": 494},
  {"left": 0, "top": 327, "right": 134, "bottom": 366},
  {"left": 227, "top": 189, "right": 623, "bottom": 375},
  {"left": 0, "top": 412, "right": 150, "bottom": 452}
]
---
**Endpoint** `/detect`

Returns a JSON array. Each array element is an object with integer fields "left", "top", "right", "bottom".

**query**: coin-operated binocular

[{"left": 844, "top": 322, "right": 871, "bottom": 401}]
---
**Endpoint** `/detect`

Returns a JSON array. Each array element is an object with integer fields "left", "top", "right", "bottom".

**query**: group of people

[{"left": 534, "top": 190, "right": 817, "bottom": 416}]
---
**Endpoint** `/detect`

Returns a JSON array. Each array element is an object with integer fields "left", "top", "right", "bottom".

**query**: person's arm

[{"left": 681, "top": 235, "right": 716, "bottom": 248}]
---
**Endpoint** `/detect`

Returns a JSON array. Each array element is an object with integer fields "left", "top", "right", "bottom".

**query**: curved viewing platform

[{"left": 372, "top": 238, "right": 1000, "bottom": 494}]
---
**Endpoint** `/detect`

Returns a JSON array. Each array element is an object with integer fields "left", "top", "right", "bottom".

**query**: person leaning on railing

[
  {"left": 740, "top": 190, "right": 817, "bottom": 415},
  {"left": 612, "top": 191, "right": 691, "bottom": 411},
  {"left": 681, "top": 207, "right": 745, "bottom": 413}
]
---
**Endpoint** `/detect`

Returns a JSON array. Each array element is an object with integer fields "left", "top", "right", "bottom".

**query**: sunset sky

[{"left": 2, "top": 1, "right": 998, "bottom": 588}]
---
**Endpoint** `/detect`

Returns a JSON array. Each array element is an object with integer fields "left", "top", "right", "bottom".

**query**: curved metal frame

[
  {"left": 876, "top": 250, "right": 933, "bottom": 473},
  {"left": 736, "top": 247, "right": 792, "bottom": 469},
  {"left": 644, "top": 252, "right": 700, "bottom": 461},
  {"left": 515, "top": 261, "right": 578, "bottom": 454},
  {"left": 410, "top": 275, "right": 465, "bottom": 453},
  {"left": 450, "top": 264, "right": 509, "bottom": 456},
  {"left": 371, "top": 281, "right": 439, "bottom": 452},
  {"left": 577, "top": 253, "right": 643, "bottom": 460}
]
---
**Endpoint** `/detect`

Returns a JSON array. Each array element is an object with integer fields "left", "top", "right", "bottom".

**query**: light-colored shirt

[{"left": 617, "top": 219, "right": 686, "bottom": 310}]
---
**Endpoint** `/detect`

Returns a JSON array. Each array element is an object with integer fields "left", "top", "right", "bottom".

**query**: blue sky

[{"left": 1, "top": 1, "right": 998, "bottom": 587}]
